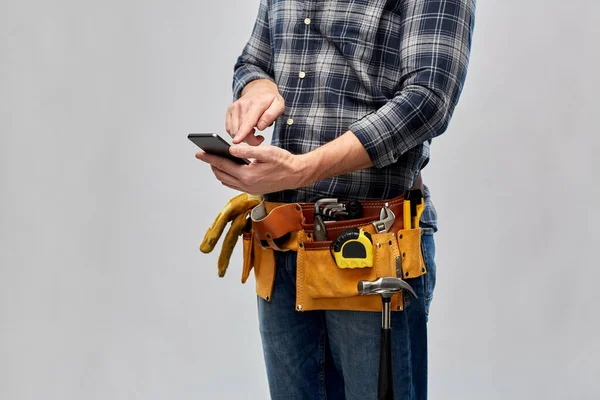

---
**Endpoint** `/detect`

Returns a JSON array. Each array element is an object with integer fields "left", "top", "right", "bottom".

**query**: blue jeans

[{"left": 257, "top": 225, "right": 437, "bottom": 400}]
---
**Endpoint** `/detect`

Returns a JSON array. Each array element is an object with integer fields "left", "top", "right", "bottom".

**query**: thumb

[{"left": 230, "top": 144, "right": 276, "bottom": 162}]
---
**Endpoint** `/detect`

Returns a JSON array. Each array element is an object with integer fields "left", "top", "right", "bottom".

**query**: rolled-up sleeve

[
  {"left": 232, "top": 0, "right": 275, "bottom": 100},
  {"left": 349, "top": 0, "right": 476, "bottom": 169}
]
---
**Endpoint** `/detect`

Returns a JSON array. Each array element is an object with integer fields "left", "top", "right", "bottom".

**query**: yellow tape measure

[{"left": 330, "top": 228, "right": 374, "bottom": 269}]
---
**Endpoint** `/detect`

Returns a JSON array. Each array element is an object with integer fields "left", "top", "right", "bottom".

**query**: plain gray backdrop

[{"left": 1, "top": 0, "right": 599, "bottom": 399}]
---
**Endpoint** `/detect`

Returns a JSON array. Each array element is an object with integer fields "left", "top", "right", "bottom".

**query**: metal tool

[
  {"left": 372, "top": 203, "right": 396, "bottom": 234},
  {"left": 314, "top": 198, "right": 338, "bottom": 241},
  {"left": 315, "top": 198, "right": 339, "bottom": 213},
  {"left": 322, "top": 203, "right": 346, "bottom": 219},
  {"left": 330, "top": 208, "right": 349, "bottom": 219},
  {"left": 346, "top": 200, "right": 363, "bottom": 219},
  {"left": 358, "top": 277, "right": 417, "bottom": 400}
]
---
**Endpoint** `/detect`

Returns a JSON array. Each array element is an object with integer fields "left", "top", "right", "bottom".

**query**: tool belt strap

[
  {"left": 251, "top": 197, "right": 404, "bottom": 251},
  {"left": 249, "top": 172, "right": 423, "bottom": 250}
]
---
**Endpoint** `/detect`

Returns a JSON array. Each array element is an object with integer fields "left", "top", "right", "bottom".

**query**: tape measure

[{"left": 330, "top": 228, "right": 374, "bottom": 269}]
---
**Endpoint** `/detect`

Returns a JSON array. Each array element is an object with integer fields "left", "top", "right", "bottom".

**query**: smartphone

[{"left": 188, "top": 133, "right": 250, "bottom": 165}]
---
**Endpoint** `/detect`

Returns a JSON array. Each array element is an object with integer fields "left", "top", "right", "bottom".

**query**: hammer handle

[{"left": 378, "top": 327, "right": 394, "bottom": 400}]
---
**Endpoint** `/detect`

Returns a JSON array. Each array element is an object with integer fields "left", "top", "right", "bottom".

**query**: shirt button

[
  {"left": 304, "top": 18, "right": 311, "bottom": 25},
  {"left": 287, "top": 118, "right": 294, "bottom": 126},
  {"left": 299, "top": 71, "right": 306, "bottom": 79}
]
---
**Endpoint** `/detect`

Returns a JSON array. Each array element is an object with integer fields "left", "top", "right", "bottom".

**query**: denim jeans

[{"left": 257, "top": 224, "right": 437, "bottom": 400}]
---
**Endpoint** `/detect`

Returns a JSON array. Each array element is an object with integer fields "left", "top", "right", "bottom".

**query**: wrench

[{"left": 372, "top": 203, "right": 395, "bottom": 234}]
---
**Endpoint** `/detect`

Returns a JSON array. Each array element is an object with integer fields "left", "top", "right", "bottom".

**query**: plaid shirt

[{"left": 232, "top": 0, "right": 475, "bottom": 227}]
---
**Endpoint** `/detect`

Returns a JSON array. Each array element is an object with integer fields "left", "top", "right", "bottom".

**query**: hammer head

[{"left": 358, "top": 277, "right": 417, "bottom": 299}]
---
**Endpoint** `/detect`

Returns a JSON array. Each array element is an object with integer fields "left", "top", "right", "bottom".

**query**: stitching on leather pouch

[
  {"left": 296, "top": 197, "right": 404, "bottom": 210},
  {"left": 361, "top": 200, "right": 403, "bottom": 209},
  {"left": 303, "top": 219, "right": 377, "bottom": 232},
  {"left": 297, "top": 231, "right": 305, "bottom": 308},
  {"left": 330, "top": 221, "right": 377, "bottom": 230}
]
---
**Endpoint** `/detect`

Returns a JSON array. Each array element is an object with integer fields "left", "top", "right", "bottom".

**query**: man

[{"left": 196, "top": 0, "right": 475, "bottom": 398}]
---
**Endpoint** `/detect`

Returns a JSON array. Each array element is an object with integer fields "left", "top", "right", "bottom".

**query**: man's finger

[
  {"left": 221, "top": 181, "right": 245, "bottom": 193},
  {"left": 230, "top": 103, "right": 241, "bottom": 137},
  {"left": 212, "top": 165, "right": 244, "bottom": 189},
  {"left": 243, "top": 130, "right": 266, "bottom": 146},
  {"left": 257, "top": 96, "right": 284, "bottom": 131},
  {"left": 200, "top": 152, "right": 242, "bottom": 177},
  {"left": 225, "top": 108, "right": 232, "bottom": 136},
  {"left": 234, "top": 105, "right": 265, "bottom": 144}
]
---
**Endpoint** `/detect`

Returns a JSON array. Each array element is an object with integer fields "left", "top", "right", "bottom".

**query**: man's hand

[
  {"left": 226, "top": 79, "right": 285, "bottom": 146},
  {"left": 196, "top": 130, "right": 374, "bottom": 195},
  {"left": 195, "top": 145, "right": 311, "bottom": 195}
]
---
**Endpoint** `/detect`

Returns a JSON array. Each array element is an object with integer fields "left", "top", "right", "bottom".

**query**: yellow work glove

[{"left": 200, "top": 193, "right": 262, "bottom": 277}]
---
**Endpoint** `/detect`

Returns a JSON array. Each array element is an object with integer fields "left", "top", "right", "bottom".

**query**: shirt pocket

[
  {"left": 317, "top": 0, "right": 386, "bottom": 58},
  {"left": 271, "top": 0, "right": 305, "bottom": 17},
  {"left": 270, "top": 0, "right": 307, "bottom": 52}
]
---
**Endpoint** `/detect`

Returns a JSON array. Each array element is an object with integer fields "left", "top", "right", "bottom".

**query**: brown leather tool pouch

[
  {"left": 241, "top": 202, "right": 304, "bottom": 301},
  {"left": 396, "top": 227, "right": 428, "bottom": 279},
  {"left": 253, "top": 235, "right": 276, "bottom": 301},
  {"left": 241, "top": 227, "right": 277, "bottom": 301},
  {"left": 241, "top": 230, "right": 254, "bottom": 284},
  {"left": 296, "top": 228, "right": 407, "bottom": 312},
  {"left": 240, "top": 198, "right": 427, "bottom": 311}
]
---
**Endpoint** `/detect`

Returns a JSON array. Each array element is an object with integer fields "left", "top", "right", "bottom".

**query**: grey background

[{"left": 1, "top": 0, "right": 599, "bottom": 399}]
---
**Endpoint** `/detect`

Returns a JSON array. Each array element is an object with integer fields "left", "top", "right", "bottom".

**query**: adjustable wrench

[{"left": 372, "top": 203, "right": 395, "bottom": 234}]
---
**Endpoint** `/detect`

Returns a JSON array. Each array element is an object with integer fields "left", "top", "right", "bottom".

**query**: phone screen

[{"left": 188, "top": 133, "right": 250, "bottom": 165}]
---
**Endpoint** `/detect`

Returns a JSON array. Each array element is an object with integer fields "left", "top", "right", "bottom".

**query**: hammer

[{"left": 358, "top": 275, "right": 417, "bottom": 400}]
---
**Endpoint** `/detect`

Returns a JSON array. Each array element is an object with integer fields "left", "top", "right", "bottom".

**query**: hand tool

[
  {"left": 345, "top": 200, "right": 363, "bottom": 219},
  {"left": 315, "top": 198, "right": 339, "bottom": 211},
  {"left": 372, "top": 203, "right": 395, "bottom": 234},
  {"left": 314, "top": 217, "right": 327, "bottom": 241},
  {"left": 330, "top": 228, "right": 374, "bottom": 269},
  {"left": 322, "top": 203, "right": 347, "bottom": 219},
  {"left": 314, "top": 198, "right": 338, "bottom": 241},
  {"left": 330, "top": 208, "right": 349, "bottom": 220},
  {"left": 414, "top": 195, "right": 425, "bottom": 229},
  {"left": 403, "top": 193, "right": 412, "bottom": 230},
  {"left": 324, "top": 200, "right": 362, "bottom": 221},
  {"left": 319, "top": 199, "right": 362, "bottom": 222},
  {"left": 358, "top": 277, "right": 417, "bottom": 400},
  {"left": 404, "top": 189, "right": 425, "bottom": 229}
]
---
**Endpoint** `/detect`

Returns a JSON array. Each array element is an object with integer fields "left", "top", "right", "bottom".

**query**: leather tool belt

[{"left": 240, "top": 177, "right": 427, "bottom": 312}]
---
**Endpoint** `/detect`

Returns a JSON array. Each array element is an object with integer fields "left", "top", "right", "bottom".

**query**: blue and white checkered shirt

[{"left": 233, "top": 0, "right": 476, "bottom": 230}]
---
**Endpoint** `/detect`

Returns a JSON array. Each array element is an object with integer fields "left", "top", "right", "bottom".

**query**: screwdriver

[
  {"left": 414, "top": 197, "right": 425, "bottom": 228},
  {"left": 403, "top": 192, "right": 412, "bottom": 230}
]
